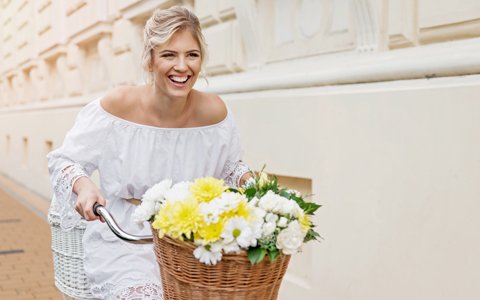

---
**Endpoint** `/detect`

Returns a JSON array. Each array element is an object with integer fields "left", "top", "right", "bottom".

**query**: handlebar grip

[{"left": 93, "top": 203, "right": 103, "bottom": 217}]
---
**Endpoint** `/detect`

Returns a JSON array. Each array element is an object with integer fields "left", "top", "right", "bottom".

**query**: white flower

[
  {"left": 217, "top": 192, "right": 241, "bottom": 212},
  {"left": 199, "top": 201, "right": 222, "bottom": 224},
  {"left": 221, "top": 217, "right": 255, "bottom": 248},
  {"left": 287, "top": 189, "right": 302, "bottom": 197},
  {"left": 258, "top": 191, "right": 278, "bottom": 212},
  {"left": 250, "top": 219, "right": 263, "bottom": 242},
  {"left": 221, "top": 241, "right": 241, "bottom": 254},
  {"left": 251, "top": 206, "right": 267, "bottom": 221},
  {"left": 142, "top": 179, "right": 172, "bottom": 204},
  {"left": 276, "top": 220, "right": 306, "bottom": 255},
  {"left": 193, "top": 245, "right": 222, "bottom": 265},
  {"left": 248, "top": 197, "right": 260, "bottom": 207},
  {"left": 270, "top": 197, "right": 288, "bottom": 214},
  {"left": 277, "top": 216, "right": 288, "bottom": 228},
  {"left": 279, "top": 199, "right": 298, "bottom": 215},
  {"left": 132, "top": 200, "right": 156, "bottom": 225},
  {"left": 265, "top": 213, "right": 279, "bottom": 223},
  {"left": 292, "top": 205, "right": 303, "bottom": 218},
  {"left": 262, "top": 221, "right": 276, "bottom": 236},
  {"left": 164, "top": 181, "right": 191, "bottom": 202}
]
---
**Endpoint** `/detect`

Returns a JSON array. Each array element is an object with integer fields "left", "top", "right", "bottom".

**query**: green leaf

[
  {"left": 278, "top": 190, "right": 291, "bottom": 199},
  {"left": 268, "top": 249, "right": 280, "bottom": 262},
  {"left": 227, "top": 187, "right": 240, "bottom": 193},
  {"left": 244, "top": 187, "right": 257, "bottom": 199},
  {"left": 304, "top": 229, "right": 322, "bottom": 242},
  {"left": 303, "top": 202, "right": 321, "bottom": 215},
  {"left": 247, "top": 247, "right": 266, "bottom": 265}
]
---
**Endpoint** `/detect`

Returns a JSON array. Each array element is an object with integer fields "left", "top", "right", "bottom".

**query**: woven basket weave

[
  {"left": 48, "top": 212, "right": 94, "bottom": 299},
  {"left": 153, "top": 231, "right": 291, "bottom": 300}
]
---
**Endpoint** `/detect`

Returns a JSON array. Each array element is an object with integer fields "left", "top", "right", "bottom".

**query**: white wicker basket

[{"left": 48, "top": 212, "right": 94, "bottom": 299}]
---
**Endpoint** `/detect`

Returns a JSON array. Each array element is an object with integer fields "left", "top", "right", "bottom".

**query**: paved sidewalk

[{"left": 0, "top": 176, "right": 62, "bottom": 299}]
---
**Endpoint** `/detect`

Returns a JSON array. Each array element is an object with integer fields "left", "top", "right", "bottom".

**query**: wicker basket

[
  {"left": 48, "top": 212, "right": 94, "bottom": 299},
  {"left": 153, "top": 232, "right": 291, "bottom": 300}
]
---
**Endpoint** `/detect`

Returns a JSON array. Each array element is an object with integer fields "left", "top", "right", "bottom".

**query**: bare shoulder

[
  {"left": 100, "top": 86, "right": 142, "bottom": 117},
  {"left": 194, "top": 90, "right": 228, "bottom": 125}
]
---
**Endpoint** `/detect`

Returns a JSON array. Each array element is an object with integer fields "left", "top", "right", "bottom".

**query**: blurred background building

[{"left": 1, "top": 0, "right": 479, "bottom": 299}]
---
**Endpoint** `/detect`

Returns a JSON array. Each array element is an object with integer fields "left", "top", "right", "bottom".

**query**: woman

[{"left": 48, "top": 6, "right": 251, "bottom": 299}]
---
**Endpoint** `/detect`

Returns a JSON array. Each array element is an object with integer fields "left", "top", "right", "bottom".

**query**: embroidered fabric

[
  {"left": 91, "top": 278, "right": 163, "bottom": 300},
  {"left": 224, "top": 160, "right": 251, "bottom": 188},
  {"left": 50, "top": 162, "right": 88, "bottom": 230}
]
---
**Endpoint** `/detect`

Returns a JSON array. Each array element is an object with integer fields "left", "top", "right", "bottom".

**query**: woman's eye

[
  {"left": 188, "top": 53, "right": 200, "bottom": 58},
  {"left": 161, "top": 53, "right": 174, "bottom": 58}
]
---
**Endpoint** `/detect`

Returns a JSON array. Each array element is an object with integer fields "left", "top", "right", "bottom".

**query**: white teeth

[{"left": 170, "top": 76, "right": 188, "bottom": 83}]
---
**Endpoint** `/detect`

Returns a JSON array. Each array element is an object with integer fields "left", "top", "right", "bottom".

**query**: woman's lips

[{"left": 169, "top": 75, "right": 190, "bottom": 85}]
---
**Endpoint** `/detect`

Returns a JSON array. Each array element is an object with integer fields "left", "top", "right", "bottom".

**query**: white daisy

[
  {"left": 221, "top": 241, "right": 241, "bottom": 254},
  {"left": 221, "top": 217, "right": 254, "bottom": 248},
  {"left": 217, "top": 192, "right": 241, "bottom": 212},
  {"left": 199, "top": 201, "right": 222, "bottom": 224},
  {"left": 193, "top": 245, "right": 223, "bottom": 265}
]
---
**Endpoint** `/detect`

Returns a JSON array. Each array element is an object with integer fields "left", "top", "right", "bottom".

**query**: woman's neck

[{"left": 147, "top": 85, "right": 194, "bottom": 122}]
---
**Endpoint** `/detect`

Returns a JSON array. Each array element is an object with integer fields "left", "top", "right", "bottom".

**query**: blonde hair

[{"left": 142, "top": 6, "right": 208, "bottom": 80}]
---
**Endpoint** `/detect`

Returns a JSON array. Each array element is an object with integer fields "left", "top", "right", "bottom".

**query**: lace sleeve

[
  {"left": 47, "top": 99, "right": 110, "bottom": 230},
  {"left": 49, "top": 163, "right": 88, "bottom": 230},
  {"left": 222, "top": 160, "right": 251, "bottom": 188}
]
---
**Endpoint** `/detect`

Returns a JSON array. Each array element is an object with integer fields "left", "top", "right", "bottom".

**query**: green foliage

[
  {"left": 304, "top": 228, "right": 321, "bottom": 243},
  {"left": 247, "top": 247, "right": 266, "bottom": 265},
  {"left": 268, "top": 249, "right": 280, "bottom": 262}
]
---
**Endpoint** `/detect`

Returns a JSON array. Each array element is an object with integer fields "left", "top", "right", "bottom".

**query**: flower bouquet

[{"left": 133, "top": 171, "right": 321, "bottom": 300}]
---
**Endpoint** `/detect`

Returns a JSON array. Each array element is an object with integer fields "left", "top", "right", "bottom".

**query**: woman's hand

[
  {"left": 73, "top": 177, "right": 106, "bottom": 222},
  {"left": 239, "top": 171, "right": 254, "bottom": 188}
]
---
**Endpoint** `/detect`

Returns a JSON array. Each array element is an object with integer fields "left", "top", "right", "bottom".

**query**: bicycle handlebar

[{"left": 93, "top": 203, "right": 153, "bottom": 244}]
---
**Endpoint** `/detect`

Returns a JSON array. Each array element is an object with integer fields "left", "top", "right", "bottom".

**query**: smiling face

[{"left": 150, "top": 29, "right": 202, "bottom": 100}]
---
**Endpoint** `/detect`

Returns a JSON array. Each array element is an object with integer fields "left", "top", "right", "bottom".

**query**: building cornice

[{"left": 196, "top": 37, "right": 480, "bottom": 94}]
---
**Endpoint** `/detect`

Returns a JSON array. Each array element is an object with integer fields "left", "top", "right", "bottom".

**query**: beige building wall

[{"left": 1, "top": 1, "right": 480, "bottom": 299}]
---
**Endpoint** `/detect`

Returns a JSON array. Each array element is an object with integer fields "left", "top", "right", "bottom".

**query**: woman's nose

[{"left": 174, "top": 57, "right": 188, "bottom": 72}]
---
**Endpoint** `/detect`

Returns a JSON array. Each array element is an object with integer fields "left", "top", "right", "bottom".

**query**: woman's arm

[{"left": 47, "top": 99, "right": 111, "bottom": 229}]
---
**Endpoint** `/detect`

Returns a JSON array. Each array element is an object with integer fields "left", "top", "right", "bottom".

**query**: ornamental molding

[{"left": 196, "top": 37, "right": 480, "bottom": 94}]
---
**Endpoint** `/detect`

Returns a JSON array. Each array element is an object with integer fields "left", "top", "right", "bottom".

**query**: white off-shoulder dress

[{"left": 47, "top": 97, "right": 250, "bottom": 299}]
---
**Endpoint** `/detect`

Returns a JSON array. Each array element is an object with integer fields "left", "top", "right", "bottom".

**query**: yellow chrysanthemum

[
  {"left": 223, "top": 198, "right": 251, "bottom": 220},
  {"left": 152, "top": 202, "right": 175, "bottom": 238},
  {"left": 152, "top": 198, "right": 202, "bottom": 240},
  {"left": 190, "top": 177, "right": 227, "bottom": 203},
  {"left": 169, "top": 198, "right": 203, "bottom": 240},
  {"left": 197, "top": 219, "right": 225, "bottom": 244},
  {"left": 298, "top": 212, "right": 312, "bottom": 233}
]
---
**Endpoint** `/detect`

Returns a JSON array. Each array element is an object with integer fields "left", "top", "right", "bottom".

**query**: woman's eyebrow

[
  {"left": 158, "top": 49, "right": 200, "bottom": 54},
  {"left": 158, "top": 50, "right": 176, "bottom": 54}
]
